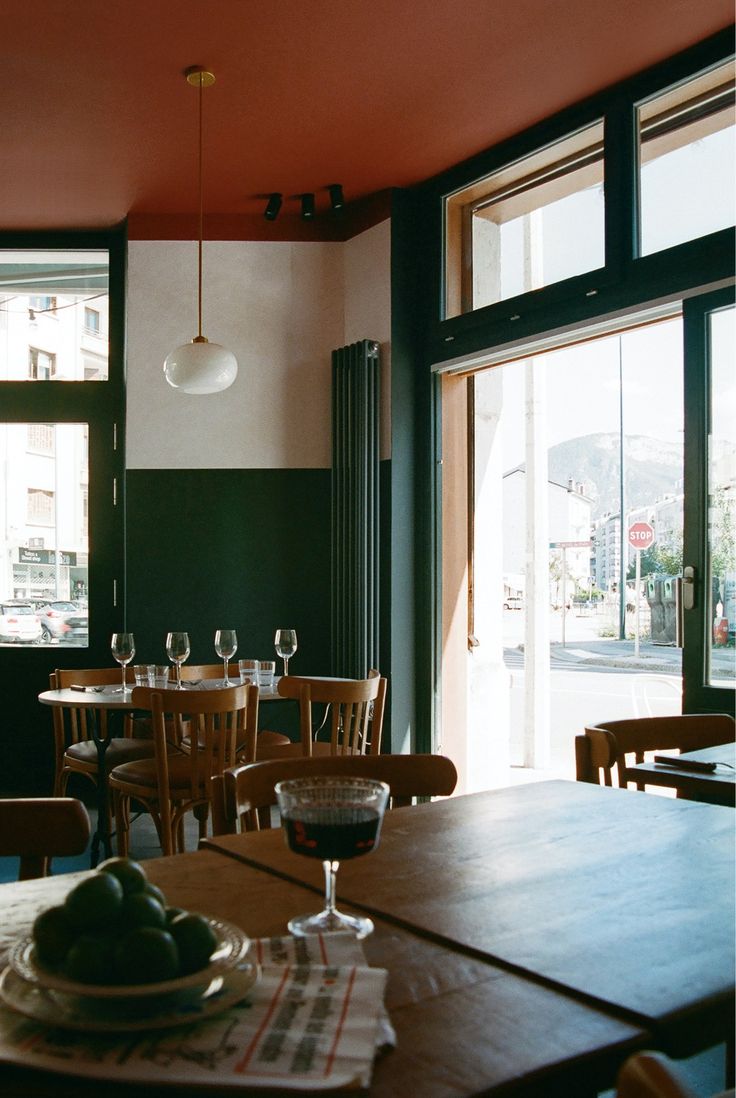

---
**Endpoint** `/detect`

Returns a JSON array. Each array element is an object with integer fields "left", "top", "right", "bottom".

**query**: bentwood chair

[
  {"left": 0, "top": 797, "right": 91, "bottom": 880},
  {"left": 179, "top": 665, "right": 290, "bottom": 753},
  {"left": 109, "top": 684, "right": 257, "bottom": 856},
  {"left": 50, "top": 667, "right": 155, "bottom": 798},
  {"left": 211, "top": 753, "right": 458, "bottom": 835},
  {"left": 576, "top": 714, "right": 735, "bottom": 790},
  {"left": 261, "top": 672, "right": 387, "bottom": 758},
  {"left": 616, "top": 1050, "right": 734, "bottom": 1098}
]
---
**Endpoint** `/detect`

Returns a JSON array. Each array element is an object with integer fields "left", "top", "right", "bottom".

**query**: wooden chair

[
  {"left": 50, "top": 667, "right": 156, "bottom": 798},
  {"left": 211, "top": 753, "right": 458, "bottom": 835},
  {"left": 261, "top": 672, "right": 387, "bottom": 758},
  {"left": 180, "top": 665, "right": 290, "bottom": 753},
  {"left": 108, "top": 684, "right": 257, "bottom": 857},
  {"left": 616, "top": 1050, "right": 734, "bottom": 1098},
  {"left": 576, "top": 714, "right": 735, "bottom": 790},
  {"left": 0, "top": 797, "right": 91, "bottom": 880}
]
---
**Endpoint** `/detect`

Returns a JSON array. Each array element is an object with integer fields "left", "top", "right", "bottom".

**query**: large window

[
  {"left": 0, "top": 250, "right": 110, "bottom": 382},
  {"left": 445, "top": 122, "right": 605, "bottom": 318},
  {"left": 0, "top": 236, "right": 123, "bottom": 652},
  {"left": 638, "top": 60, "right": 736, "bottom": 256}
]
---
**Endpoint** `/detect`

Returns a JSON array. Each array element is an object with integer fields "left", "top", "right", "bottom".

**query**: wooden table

[
  {"left": 204, "top": 779, "right": 736, "bottom": 1059},
  {"left": 629, "top": 742, "right": 736, "bottom": 807},
  {"left": 0, "top": 848, "right": 648, "bottom": 1097},
  {"left": 38, "top": 683, "right": 285, "bottom": 865}
]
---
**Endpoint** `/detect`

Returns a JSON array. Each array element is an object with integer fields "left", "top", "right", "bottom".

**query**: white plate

[
  {"left": 8, "top": 915, "right": 249, "bottom": 999},
  {"left": 0, "top": 961, "right": 259, "bottom": 1032}
]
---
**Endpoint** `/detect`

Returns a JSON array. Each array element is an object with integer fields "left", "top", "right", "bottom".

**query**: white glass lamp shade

[{"left": 163, "top": 337, "right": 238, "bottom": 395}]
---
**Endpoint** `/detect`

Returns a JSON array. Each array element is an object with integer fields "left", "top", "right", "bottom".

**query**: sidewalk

[{"left": 545, "top": 637, "right": 735, "bottom": 677}]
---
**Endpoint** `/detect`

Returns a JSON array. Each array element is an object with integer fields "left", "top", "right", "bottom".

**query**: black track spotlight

[
  {"left": 300, "top": 193, "right": 315, "bottom": 220},
  {"left": 264, "top": 193, "right": 282, "bottom": 221},
  {"left": 328, "top": 183, "right": 345, "bottom": 211}
]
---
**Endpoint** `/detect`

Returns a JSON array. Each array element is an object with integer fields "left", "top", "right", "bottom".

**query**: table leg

[{"left": 89, "top": 712, "right": 113, "bottom": 867}]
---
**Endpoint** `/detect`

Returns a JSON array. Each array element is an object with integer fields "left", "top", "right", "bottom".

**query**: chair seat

[
  {"left": 65, "top": 738, "right": 155, "bottom": 771},
  {"left": 110, "top": 753, "right": 207, "bottom": 795}
]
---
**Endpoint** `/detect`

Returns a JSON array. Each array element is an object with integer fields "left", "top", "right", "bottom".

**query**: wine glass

[
  {"left": 111, "top": 632, "right": 135, "bottom": 694},
  {"left": 214, "top": 628, "right": 238, "bottom": 685},
  {"left": 165, "top": 631, "right": 191, "bottom": 689},
  {"left": 275, "top": 776, "right": 389, "bottom": 939},
  {"left": 274, "top": 628, "right": 297, "bottom": 676}
]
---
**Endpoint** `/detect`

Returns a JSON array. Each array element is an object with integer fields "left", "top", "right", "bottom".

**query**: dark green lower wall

[
  {"left": 125, "top": 468, "right": 332, "bottom": 742},
  {"left": 0, "top": 462, "right": 398, "bottom": 793}
]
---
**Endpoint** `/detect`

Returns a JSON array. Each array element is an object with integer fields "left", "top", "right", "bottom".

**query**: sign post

[
  {"left": 549, "top": 541, "right": 593, "bottom": 647},
  {"left": 628, "top": 522, "right": 655, "bottom": 656}
]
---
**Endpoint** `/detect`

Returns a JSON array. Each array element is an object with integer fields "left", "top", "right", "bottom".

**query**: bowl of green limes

[{"left": 10, "top": 857, "right": 250, "bottom": 999}]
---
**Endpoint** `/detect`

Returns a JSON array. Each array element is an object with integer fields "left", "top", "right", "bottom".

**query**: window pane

[
  {"left": 638, "top": 61, "right": 736, "bottom": 256},
  {"left": 445, "top": 122, "right": 605, "bottom": 317},
  {"left": 708, "top": 304, "right": 736, "bottom": 687},
  {"left": 0, "top": 249, "right": 109, "bottom": 381},
  {"left": 0, "top": 423, "right": 88, "bottom": 647}
]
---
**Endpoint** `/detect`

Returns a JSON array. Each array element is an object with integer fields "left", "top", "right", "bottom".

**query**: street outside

[{"left": 495, "top": 603, "right": 734, "bottom": 787}]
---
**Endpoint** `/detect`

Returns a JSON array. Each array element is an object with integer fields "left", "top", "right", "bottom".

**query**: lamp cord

[{"left": 197, "top": 74, "right": 204, "bottom": 340}]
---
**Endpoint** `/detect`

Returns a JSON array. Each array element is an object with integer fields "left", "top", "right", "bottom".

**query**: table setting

[{"left": 0, "top": 780, "right": 395, "bottom": 1093}]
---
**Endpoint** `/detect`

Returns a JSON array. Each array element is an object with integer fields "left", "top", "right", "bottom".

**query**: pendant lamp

[{"left": 163, "top": 67, "right": 238, "bottom": 395}]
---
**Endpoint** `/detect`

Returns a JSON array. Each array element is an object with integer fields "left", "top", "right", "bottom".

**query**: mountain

[{"left": 547, "top": 432, "right": 683, "bottom": 520}]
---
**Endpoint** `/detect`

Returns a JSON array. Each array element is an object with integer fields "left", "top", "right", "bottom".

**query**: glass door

[{"left": 682, "top": 287, "right": 736, "bottom": 714}]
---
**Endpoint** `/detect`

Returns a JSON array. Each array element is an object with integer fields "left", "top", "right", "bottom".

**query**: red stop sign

[{"left": 628, "top": 521, "right": 655, "bottom": 550}]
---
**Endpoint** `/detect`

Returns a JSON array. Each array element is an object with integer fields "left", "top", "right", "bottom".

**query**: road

[{"left": 506, "top": 661, "right": 681, "bottom": 777}]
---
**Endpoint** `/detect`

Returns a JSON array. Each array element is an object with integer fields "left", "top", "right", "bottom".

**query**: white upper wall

[{"left": 126, "top": 223, "right": 391, "bottom": 470}]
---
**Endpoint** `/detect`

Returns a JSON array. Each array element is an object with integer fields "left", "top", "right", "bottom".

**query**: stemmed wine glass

[
  {"left": 274, "top": 628, "right": 297, "bottom": 676},
  {"left": 111, "top": 633, "right": 135, "bottom": 694},
  {"left": 214, "top": 629, "right": 238, "bottom": 685},
  {"left": 166, "top": 631, "right": 191, "bottom": 689},
  {"left": 275, "top": 776, "right": 389, "bottom": 939}
]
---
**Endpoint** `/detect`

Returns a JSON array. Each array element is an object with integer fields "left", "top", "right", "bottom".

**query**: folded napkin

[{"left": 0, "top": 930, "right": 392, "bottom": 1091}]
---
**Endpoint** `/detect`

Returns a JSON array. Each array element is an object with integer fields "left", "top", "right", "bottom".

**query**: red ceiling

[{"left": 1, "top": 0, "right": 732, "bottom": 240}]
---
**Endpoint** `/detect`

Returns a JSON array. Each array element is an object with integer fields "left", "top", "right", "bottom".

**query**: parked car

[
  {"left": 36, "top": 600, "right": 82, "bottom": 642},
  {"left": 0, "top": 601, "right": 42, "bottom": 644},
  {"left": 503, "top": 596, "right": 523, "bottom": 610},
  {"left": 62, "top": 610, "right": 89, "bottom": 647}
]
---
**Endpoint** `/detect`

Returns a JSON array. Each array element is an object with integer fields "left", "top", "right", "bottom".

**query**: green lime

[
  {"left": 143, "top": 882, "right": 167, "bottom": 907},
  {"left": 97, "top": 856, "right": 148, "bottom": 895},
  {"left": 120, "top": 891, "right": 166, "bottom": 929},
  {"left": 169, "top": 912, "right": 217, "bottom": 974},
  {"left": 114, "top": 927, "right": 179, "bottom": 984},
  {"left": 64, "top": 933, "right": 117, "bottom": 985},
  {"left": 165, "top": 906, "right": 186, "bottom": 924},
  {"left": 64, "top": 872, "right": 124, "bottom": 931},
  {"left": 32, "top": 905, "right": 76, "bottom": 968}
]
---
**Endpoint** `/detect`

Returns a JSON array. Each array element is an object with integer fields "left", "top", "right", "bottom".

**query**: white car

[{"left": 0, "top": 602, "right": 42, "bottom": 644}]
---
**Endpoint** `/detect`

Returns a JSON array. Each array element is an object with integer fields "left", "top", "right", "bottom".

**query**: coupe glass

[
  {"left": 214, "top": 628, "right": 238, "bottom": 685},
  {"left": 111, "top": 632, "right": 135, "bottom": 694},
  {"left": 275, "top": 776, "right": 389, "bottom": 939},
  {"left": 165, "top": 631, "right": 191, "bottom": 689},
  {"left": 274, "top": 628, "right": 297, "bottom": 676}
]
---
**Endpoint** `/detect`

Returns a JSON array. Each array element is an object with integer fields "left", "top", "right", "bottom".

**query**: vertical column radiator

[{"left": 331, "top": 339, "right": 380, "bottom": 679}]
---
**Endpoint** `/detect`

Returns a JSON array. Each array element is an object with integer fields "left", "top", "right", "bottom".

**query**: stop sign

[{"left": 628, "top": 521, "right": 655, "bottom": 550}]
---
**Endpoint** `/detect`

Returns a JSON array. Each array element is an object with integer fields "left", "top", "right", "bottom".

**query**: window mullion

[{"left": 604, "top": 96, "right": 638, "bottom": 274}]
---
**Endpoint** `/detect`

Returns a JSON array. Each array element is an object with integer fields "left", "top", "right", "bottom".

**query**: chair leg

[
  {"left": 114, "top": 791, "right": 130, "bottom": 857},
  {"left": 194, "top": 803, "right": 209, "bottom": 844}
]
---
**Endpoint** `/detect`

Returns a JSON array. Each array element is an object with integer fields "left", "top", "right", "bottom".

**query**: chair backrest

[
  {"left": 576, "top": 713, "right": 735, "bottom": 788},
  {"left": 0, "top": 797, "right": 91, "bottom": 880},
  {"left": 130, "top": 683, "right": 257, "bottom": 856},
  {"left": 276, "top": 674, "right": 387, "bottom": 756},
  {"left": 50, "top": 668, "right": 136, "bottom": 785},
  {"left": 616, "top": 1051, "right": 705, "bottom": 1098},
  {"left": 181, "top": 664, "right": 228, "bottom": 681},
  {"left": 211, "top": 753, "right": 458, "bottom": 835}
]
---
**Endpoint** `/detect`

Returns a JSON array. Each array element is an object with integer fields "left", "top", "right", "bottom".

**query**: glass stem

[
  {"left": 323, "top": 860, "right": 339, "bottom": 915},
  {"left": 284, "top": 657, "right": 289, "bottom": 676},
  {"left": 223, "top": 658, "right": 228, "bottom": 683},
  {"left": 176, "top": 662, "right": 182, "bottom": 689},
  {"left": 122, "top": 664, "right": 126, "bottom": 693}
]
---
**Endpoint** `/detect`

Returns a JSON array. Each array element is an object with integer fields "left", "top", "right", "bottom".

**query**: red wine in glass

[{"left": 276, "top": 777, "right": 389, "bottom": 939}]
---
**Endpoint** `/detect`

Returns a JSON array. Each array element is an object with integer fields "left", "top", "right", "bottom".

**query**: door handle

[{"left": 682, "top": 565, "right": 696, "bottom": 611}]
